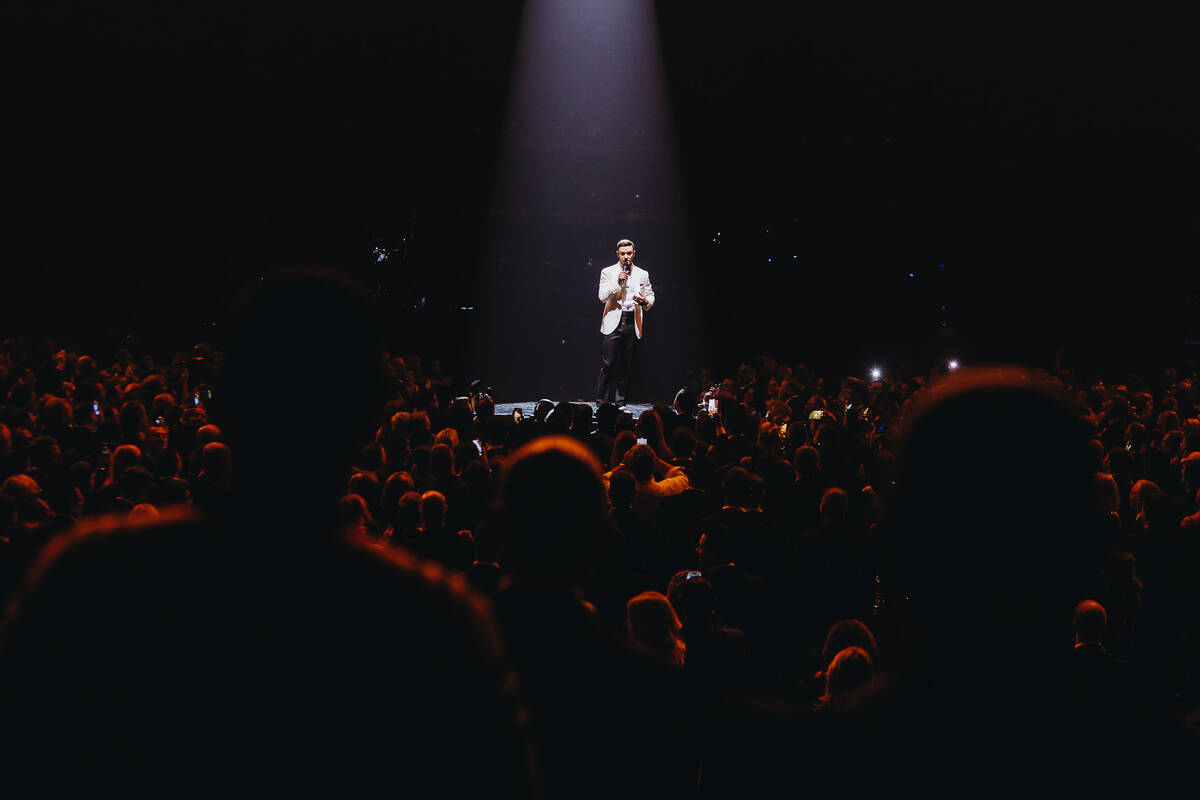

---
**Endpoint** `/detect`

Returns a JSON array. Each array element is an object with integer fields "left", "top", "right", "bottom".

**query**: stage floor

[{"left": 494, "top": 400, "right": 656, "bottom": 418}]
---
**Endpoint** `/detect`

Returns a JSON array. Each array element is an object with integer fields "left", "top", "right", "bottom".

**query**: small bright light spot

[
  {"left": 870, "top": 367, "right": 883, "bottom": 381},
  {"left": 907, "top": 272, "right": 915, "bottom": 278},
  {"left": 948, "top": 359, "right": 959, "bottom": 371}
]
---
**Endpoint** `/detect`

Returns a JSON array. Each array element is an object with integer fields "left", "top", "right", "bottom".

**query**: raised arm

[{"left": 599, "top": 269, "right": 624, "bottom": 303}]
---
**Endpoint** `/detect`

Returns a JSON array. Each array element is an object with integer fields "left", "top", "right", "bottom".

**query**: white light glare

[{"left": 869, "top": 367, "right": 883, "bottom": 381}]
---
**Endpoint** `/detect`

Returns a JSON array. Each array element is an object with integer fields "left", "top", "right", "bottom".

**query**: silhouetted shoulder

[{"left": 0, "top": 508, "right": 535, "bottom": 795}]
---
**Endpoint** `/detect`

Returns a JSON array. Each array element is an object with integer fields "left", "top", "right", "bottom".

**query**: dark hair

[
  {"left": 669, "top": 426, "right": 697, "bottom": 460},
  {"left": 1072, "top": 600, "right": 1107, "bottom": 643},
  {"left": 819, "top": 487, "right": 848, "bottom": 520},
  {"left": 608, "top": 468, "right": 636, "bottom": 509},
  {"left": 430, "top": 443, "right": 455, "bottom": 478},
  {"left": 626, "top": 591, "right": 684, "bottom": 666},
  {"left": 357, "top": 443, "right": 386, "bottom": 473},
  {"left": 674, "top": 387, "right": 696, "bottom": 410},
  {"left": 626, "top": 444, "right": 655, "bottom": 482},
  {"left": 498, "top": 436, "right": 606, "bottom": 578},
  {"left": 893, "top": 368, "right": 1102, "bottom": 625},
  {"left": 636, "top": 409, "right": 673, "bottom": 461},
  {"left": 821, "top": 619, "right": 879, "bottom": 666},
  {"left": 611, "top": 430, "right": 636, "bottom": 470},
  {"left": 382, "top": 471, "right": 416, "bottom": 512},
  {"left": 348, "top": 472, "right": 380, "bottom": 507},
  {"left": 722, "top": 467, "right": 753, "bottom": 508},
  {"left": 824, "top": 646, "right": 874, "bottom": 696}
]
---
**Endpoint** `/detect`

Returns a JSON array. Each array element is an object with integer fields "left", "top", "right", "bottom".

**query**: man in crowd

[{"left": 596, "top": 238, "right": 655, "bottom": 409}]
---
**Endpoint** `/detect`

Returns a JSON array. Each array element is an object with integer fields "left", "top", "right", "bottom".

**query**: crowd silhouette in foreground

[{"left": 1, "top": 268, "right": 1198, "bottom": 794}]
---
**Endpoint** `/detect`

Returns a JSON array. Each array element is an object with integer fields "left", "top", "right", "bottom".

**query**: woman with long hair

[
  {"left": 636, "top": 410, "right": 674, "bottom": 462},
  {"left": 626, "top": 591, "right": 686, "bottom": 666},
  {"left": 609, "top": 429, "right": 637, "bottom": 473}
]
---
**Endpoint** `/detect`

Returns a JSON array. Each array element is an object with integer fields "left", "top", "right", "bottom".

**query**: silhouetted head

[
  {"left": 610, "top": 430, "right": 636, "bottom": 469},
  {"left": 118, "top": 401, "right": 149, "bottom": 445},
  {"left": 39, "top": 396, "right": 72, "bottom": 430},
  {"left": 673, "top": 387, "right": 696, "bottom": 414},
  {"left": 1130, "top": 479, "right": 1167, "bottom": 527},
  {"left": 381, "top": 471, "right": 416, "bottom": 510},
  {"left": 596, "top": 402, "right": 620, "bottom": 437},
  {"left": 533, "top": 399, "right": 555, "bottom": 423},
  {"left": 430, "top": 443, "right": 455, "bottom": 479},
  {"left": 1072, "top": 599, "right": 1106, "bottom": 644},
  {"left": 433, "top": 428, "right": 460, "bottom": 451},
  {"left": 396, "top": 491, "right": 422, "bottom": 530},
  {"left": 571, "top": 404, "right": 595, "bottom": 436},
  {"left": 625, "top": 444, "right": 655, "bottom": 482},
  {"left": 722, "top": 466, "right": 754, "bottom": 509},
  {"left": 669, "top": 426, "right": 697, "bottom": 461},
  {"left": 498, "top": 436, "right": 607, "bottom": 580},
  {"left": 893, "top": 368, "right": 1103, "bottom": 645},
  {"left": 347, "top": 471, "right": 380, "bottom": 508},
  {"left": 793, "top": 445, "right": 821, "bottom": 478},
  {"left": 128, "top": 503, "right": 160, "bottom": 524},
  {"left": 545, "top": 401, "right": 574, "bottom": 434},
  {"left": 195, "top": 424, "right": 223, "bottom": 447},
  {"left": 1183, "top": 451, "right": 1200, "bottom": 491},
  {"left": 819, "top": 487, "right": 849, "bottom": 522},
  {"left": 626, "top": 591, "right": 685, "bottom": 666},
  {"left": 1092, "top": 472, "right": 1120, "bottom": 514},
  {"left": 608, "top": 468, "right": 636, "bottom": 510},
  {"left": 420, "top": 490, "right": 447, "bottom": 530},
  {"left": 666, "top": 572, "right": 715, "bottom": 630},
  {"left": 696, "top": 521, "right": 738, "bottom": 569},
  {"left": 223, "top": 266, "right": 382, "bottom": 517},
  {"left": 636, "top": 409, "right": 664, "bottom": 440},
  {"left": 200, "top": 441, "right": 232, "bottom": 479},
  {"left": 824, "top": 646, "right": 874, "bottom": 698},
  {"left": 821, "top": 619, "right": 879, "bottom": 666},
  {"left": 109, "top": 444, "right": 142, "bottom": 484}
]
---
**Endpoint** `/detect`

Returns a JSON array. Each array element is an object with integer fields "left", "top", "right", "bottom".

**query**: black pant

[{"left": 596, "top": 312, "right": 638, "bottom": 405}]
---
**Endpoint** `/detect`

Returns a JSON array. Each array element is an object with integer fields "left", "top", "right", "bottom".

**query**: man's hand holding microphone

[{"left": 617, "top": 265, "right": 648, "bottom": 306}]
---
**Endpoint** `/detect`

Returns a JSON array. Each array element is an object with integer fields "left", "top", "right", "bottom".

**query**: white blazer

[{"left": 598, "top": 263, "right": 655, "bottom": 339}]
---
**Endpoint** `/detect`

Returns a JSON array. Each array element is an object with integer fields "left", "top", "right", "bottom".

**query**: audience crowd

[{"left": 1, "top": 270, "right": 1198, "bottom": 793}]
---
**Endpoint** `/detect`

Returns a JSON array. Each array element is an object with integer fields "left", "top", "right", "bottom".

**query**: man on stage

[{"left": 596, "top": 238, "right": 654, "bottom": 408}]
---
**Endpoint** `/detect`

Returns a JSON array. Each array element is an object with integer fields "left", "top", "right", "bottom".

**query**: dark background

[{"left": 4, "top": 3, "right": 1197, "bottom": 397}]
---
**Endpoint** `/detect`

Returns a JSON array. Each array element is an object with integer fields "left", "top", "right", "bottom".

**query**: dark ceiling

[{"left": 3, "top": 3, "right": 1196, "bottom": 364}]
